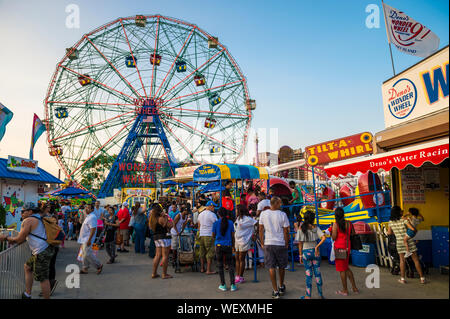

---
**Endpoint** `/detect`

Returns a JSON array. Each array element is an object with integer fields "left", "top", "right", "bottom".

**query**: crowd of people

[{"left": 0, "top": 181, "right": 427, "bottom": 299}]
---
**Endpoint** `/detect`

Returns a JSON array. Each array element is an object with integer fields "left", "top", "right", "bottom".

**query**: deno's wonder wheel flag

[{"left": 44, "top": 15, "right": 254, "bottom": 196}]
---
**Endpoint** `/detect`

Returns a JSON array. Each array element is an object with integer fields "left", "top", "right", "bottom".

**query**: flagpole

[{"left": 381, "top": 0, "right": 396, "bottom": 76}]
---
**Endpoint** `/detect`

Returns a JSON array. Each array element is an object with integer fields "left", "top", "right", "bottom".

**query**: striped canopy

[{"left": 193, "top": 164, "right": 269, "bottom": 182}]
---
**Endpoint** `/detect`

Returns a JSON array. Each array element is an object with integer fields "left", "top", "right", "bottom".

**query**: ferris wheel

[{"left": 44, "top": 15, "right": 255, "bottom": 196}]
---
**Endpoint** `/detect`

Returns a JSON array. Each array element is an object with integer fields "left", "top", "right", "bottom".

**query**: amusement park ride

[{"left": 43, "top": 15, "right": 255, "bottom": 198}]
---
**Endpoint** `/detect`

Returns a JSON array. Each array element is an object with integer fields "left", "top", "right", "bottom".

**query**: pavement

[{"left": 32, "top": 239, "right": 449, "bottom": 299}]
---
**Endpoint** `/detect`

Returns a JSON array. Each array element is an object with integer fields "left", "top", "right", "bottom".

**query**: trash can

[{"left": 351, "top": 243, "right": 376, "bottom": 267}]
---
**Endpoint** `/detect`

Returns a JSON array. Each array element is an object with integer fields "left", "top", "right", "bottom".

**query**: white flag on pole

[{"left": 382, "top": 3, "right": 440, "bottom": 58}]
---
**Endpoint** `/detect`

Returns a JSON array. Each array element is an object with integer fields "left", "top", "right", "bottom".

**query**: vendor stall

[
  {"left": 193, "top": 164, "right": 269, "bottom": 209},
  {"left": 0, "top": 155, "right": 62, "bottom": 230}
]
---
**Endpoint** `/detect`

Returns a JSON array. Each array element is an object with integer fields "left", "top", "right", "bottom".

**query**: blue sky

[{"left": 0, "top": 0, "right": 448, "bottom": 177}]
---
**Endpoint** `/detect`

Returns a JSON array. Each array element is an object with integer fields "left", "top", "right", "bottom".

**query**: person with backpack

[
  {"left": 0, "top": 202, "right": 55, "bottom": 299},
  {"left": 40, "top": 203, "right": 64, "bottom": 296},
  {"left": 77, "top": 203, "right": 103, "bottom": 275}
]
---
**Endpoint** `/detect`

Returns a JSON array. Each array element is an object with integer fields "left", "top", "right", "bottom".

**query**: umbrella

[
  {"left": 182, "top": 181, "right": 201, "bottom": 188},
  {"left": 161, "top": 180, "right": 177, "bottom": 186},
  {"left": 200, "top": 181, "right": 225, "bottom": 193},
  {"left": 53, "top": 187, "right": 90, "bottom": 197}
]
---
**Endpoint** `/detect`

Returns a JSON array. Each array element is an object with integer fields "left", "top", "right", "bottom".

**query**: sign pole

[
  {"left": 312, "top": 166, "right": 319, "bottom": 226},
  {"left": 381, "top": 0, "right": 396, "bottom": 76}
]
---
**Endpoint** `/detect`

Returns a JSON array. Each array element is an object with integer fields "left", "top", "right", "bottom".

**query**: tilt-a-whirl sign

[{"left": 306, "top": 132, "right": 373, "bottom": 166}]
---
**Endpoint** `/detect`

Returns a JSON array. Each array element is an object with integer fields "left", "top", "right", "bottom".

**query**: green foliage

[{"left": 80, "top": 153, "right": 117, "bottom": 192}]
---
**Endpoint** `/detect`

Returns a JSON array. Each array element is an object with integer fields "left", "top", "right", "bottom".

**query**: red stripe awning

[{"left": 325, "top": 138, "right": 449, "bottom": 178}]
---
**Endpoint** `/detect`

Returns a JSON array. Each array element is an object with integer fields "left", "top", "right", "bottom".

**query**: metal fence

[{"left": 0, "top": 229, "right": 31, "bottom": 299}]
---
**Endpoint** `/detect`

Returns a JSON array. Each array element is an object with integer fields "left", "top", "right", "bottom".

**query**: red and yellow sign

[{"left": 306, "top": 132, "right": 373, "bottom": 166}]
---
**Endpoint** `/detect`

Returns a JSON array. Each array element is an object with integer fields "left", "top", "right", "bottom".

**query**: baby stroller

[
  {"left": 387, "top": 234, "right": 400, "bottom": 275},
  {"left": 175, "top": 232, "right": 197, "bottom": 272}
]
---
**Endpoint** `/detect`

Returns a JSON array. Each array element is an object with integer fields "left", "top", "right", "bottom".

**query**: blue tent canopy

[
  {"left": 182, "top": 181, "right": 201, "bottom": 188},
  {"left": 161, "top": 180, "right": 177, "bottom": 186},
  {"left": 200, "top": 181, "right": 225, "bottom": 194},
  {"left": 53, "top": 187, "right": 90, "bottom": 197}
]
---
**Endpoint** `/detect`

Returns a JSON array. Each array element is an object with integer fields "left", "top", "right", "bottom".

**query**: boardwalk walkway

[{"left": 31, "top": 239, "right": 449, "bottom": 299}]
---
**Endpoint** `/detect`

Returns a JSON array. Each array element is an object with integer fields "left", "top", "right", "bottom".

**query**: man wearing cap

[
  {"left": 0, "top": 202, "right": 55, "bottom": 299},
  {"left": 117, "top": 202, "right": 131, "bottom": 252},
  {"left": 197, "top": 200, "right": 218, "bottom": 274}
]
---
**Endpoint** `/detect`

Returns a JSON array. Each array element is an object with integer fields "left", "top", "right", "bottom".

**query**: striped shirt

[{"left": 389, "top": 219, "right": 417, "bottom": 254}]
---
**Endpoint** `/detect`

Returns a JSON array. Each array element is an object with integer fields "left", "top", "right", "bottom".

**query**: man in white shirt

[
  {"left": 197, "top": 200, "right": 218, "bottom": 274},
  {"left": 78, "top": 204, "right": 103, "bottom": 274},
  {"left": 259, "top": 196, "right": 290, "bottom": 299}
]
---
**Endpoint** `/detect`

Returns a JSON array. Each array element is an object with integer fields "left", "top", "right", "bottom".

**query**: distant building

[
  {"left": 276, "top": 146, "right": 308, "bottom": 180},
  {"left": 255, "top": 152, "right": 278, "bottom": 167}
]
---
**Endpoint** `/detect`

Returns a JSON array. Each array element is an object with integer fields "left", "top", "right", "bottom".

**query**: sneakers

[
  {"left": 218, "top": 284, "right": 227, "bottom": 291},
  {"left": 235, "top": 276, "right": 245, "bottom": 284},
  {"left": 230, "top": 284, "right": 237, "bottom": 292},
  {"left": 21, "top": 292, "right": 31, "bottom": 299},
  {"left": 272, "top": 290, "right": 280, "bottom": 299},
  {"left": 278, "top": 284, "right": 286, "bottom": 296}
]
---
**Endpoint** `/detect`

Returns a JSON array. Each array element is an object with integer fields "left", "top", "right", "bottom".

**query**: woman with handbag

[{"left": 332, "top": 207, "right": 359, "bottom": 296}]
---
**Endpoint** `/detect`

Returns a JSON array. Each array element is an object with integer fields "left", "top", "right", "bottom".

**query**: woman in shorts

[
  {"left": 149, "top": 204, "right": 173, "bottom": 279},
  {"left": 234, "top": 205, "right": 257, "bottom": 284}
]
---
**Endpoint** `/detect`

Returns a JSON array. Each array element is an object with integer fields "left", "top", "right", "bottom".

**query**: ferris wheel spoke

[
  {"left": 154, "top": 27, "right": 194, "bottom": 98},
  {"left": 50, "top": 110, "right": 135, "bottom": 143},
  {"left": 159, "top": 109, "right": 238, "bottom": 154},
  {"left": 158, "top": 48, "right": 225, "bottom": 100},
  {"left": 149, "top": 16, "right": 160, "bottom": 97},
  {"left": 60, "top": 65, "right": 136, "bottom": 103},
  {"left": 84, "top": 35, "right": 143, "bottom": 100},
  {"left": 158, "top": 104, "right": 249, "bottom": 119},
  {"left": 46, "top": 100, "right": 134, "bottom": 114},
  {"left": 162, "top": 80, "right": 244, "bottom": 106},
  {"left": 120, "top": 19, "right": 148, "bottom": 98},
  {"left": 69, "top": 115, "right": 137, "bottom": 177},
  {"left": 159, "top": 118, "right": 201, "bottom": 163}
]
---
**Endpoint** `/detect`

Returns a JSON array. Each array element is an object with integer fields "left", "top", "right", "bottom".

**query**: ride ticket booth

[
  {"left": 326, "top": 46, "right": 449, "bottom": 268},
  {"left": 121, "top": 188, "right": 156, "bottom": 209}
]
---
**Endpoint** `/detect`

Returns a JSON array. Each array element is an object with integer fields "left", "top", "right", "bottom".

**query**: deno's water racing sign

[
  {"left": 382, "top": 46, "right": 449, "bottom": 128},
  {"left": 6, "top": 155, "right": 39, "bottom": 175},
  {"left": 306, "top": 132, "right": 373, "bottom": 166}
]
